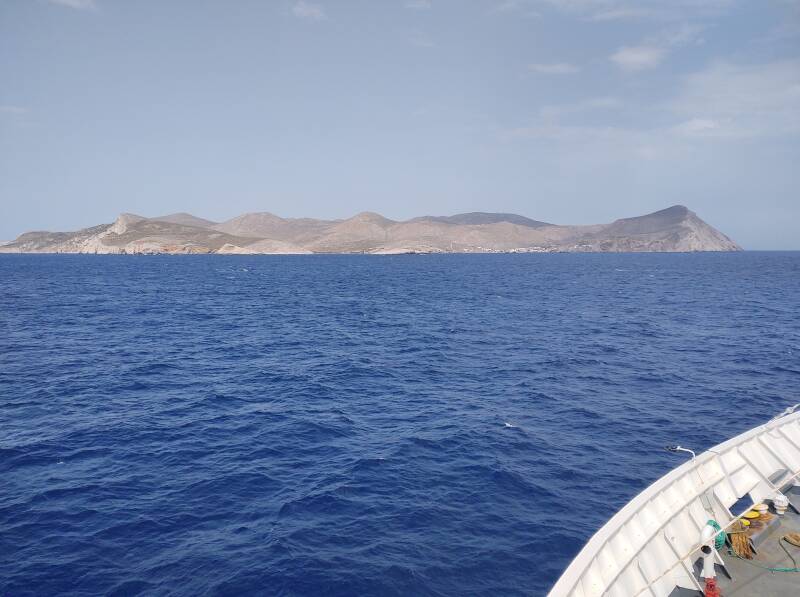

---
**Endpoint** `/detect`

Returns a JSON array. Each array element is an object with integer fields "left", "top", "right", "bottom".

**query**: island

[{"left": 0, "top": 205, "right": 741, "bottom": 255}]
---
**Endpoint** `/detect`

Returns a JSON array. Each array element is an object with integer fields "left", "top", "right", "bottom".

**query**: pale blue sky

[{"left": 1, "top": 0, "right": 798, "bottom": 248}]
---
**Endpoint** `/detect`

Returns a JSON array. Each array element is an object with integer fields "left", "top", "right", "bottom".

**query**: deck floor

[
  {"left": 715, "top": 502, "right": 800, "bottom": 596},
  {"left": 669, "top": 493, "right": 800, "bottom": 597}
]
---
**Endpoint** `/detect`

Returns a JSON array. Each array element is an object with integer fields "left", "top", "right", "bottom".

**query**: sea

[{"left": 1, "top": 252, "right": 799, "bottom": 596}]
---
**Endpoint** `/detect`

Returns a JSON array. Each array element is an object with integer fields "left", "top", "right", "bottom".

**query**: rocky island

[{"left": 0, "top": 205, "right": 740, "bottom": 254}]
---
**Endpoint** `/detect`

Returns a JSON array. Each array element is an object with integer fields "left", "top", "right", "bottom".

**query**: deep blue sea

[{"left": 2, "top": 253, "right": 799, "bottom": 596}]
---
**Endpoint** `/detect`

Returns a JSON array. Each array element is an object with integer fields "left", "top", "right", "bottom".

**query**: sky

[{"left": 1, "top": 0, "right": 798, "bottom": 249}]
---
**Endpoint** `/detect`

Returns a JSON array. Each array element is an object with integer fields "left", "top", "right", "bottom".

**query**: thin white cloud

[
  {"left": 491, "top": 0, "right": 541, "bottom": 17},
  {"left": 47, "top": 0, "right": 95, "bottom": 9},
  {"left": 610, "top": 24, "right": 705, "bottom": 72},
  {"left": 610, "top": 46, "right": 666, "bottom": 71},
  {"left": 0, "top": 105, "right": 35, "bottom": 128},
  {"left": 405, "top": 0, "right": 432, "bottom": 9},
  {"left": 671, "top": 118, "right": 724, "bottom": 136},
  {"left": 661, "top": 23, "right": 706, "bottom": 46},
  {"left": 669, "top": 60, "right": 800, "bottom": 137},
  {"left": 590, "top": 8, "right": 655, "bottom": 21},
  {"left": 292, "top": 1, "right": 325, "bottom": 20},
  {"left": 0, "top": 105, "right": 28, "bottom": 115},
  {"left": 503, "top": 123, "right": 659, "bottom": 166},
  {"left": 755, "top": 20, "right": 800, "bottom": 45},
  {"left": 505, "top": 58, "right": 800, "bottom": 153},
  {"left": 504, "top": 120, "right": 695, "bottom": 165},
  {"left": 533, "top": 0, "right": 733, "bottom": 21},
  {"left": 506, "top": 96, "right": 625, "bottom": 141},
  {"left": 529, "top": 62, "right": 580, "bottom": 74},
  {"left": 539, "top": 96, "right": 622, "bottom": 119}
]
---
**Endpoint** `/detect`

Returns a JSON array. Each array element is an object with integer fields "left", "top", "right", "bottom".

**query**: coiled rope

[{"left": 707, "top": 520, "right": 726, "bottom": 550}]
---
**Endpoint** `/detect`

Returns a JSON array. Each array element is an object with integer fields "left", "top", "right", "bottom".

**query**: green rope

[
  {"left": 726, "top": 548, "right": 800, "bottom": 573},
  {"left": 707, "top": 519, "right": 726, "bottom": 550}
]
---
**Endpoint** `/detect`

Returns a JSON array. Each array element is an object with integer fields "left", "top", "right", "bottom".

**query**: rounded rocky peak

[
  {"left": 652, "top": 205, "right": 691, "bottom": 219},
  {"left": 230, "top": 212, "right": 283, "bottom": 224},
  {"left": 350, "top": 212, "right": 394, "bottom": 224},
  {"left": 110, "top": 213, "right": 146, "bottom": 235}
]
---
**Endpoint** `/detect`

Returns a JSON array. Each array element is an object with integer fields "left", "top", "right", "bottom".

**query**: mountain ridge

[{"left": 0, "top": 205, "right": 742, "bottom": 254}]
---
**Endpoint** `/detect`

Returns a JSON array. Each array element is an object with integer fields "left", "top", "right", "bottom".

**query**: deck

[
  {"left": 671, "top": 487, "right": 800, "bottom": 596},
  {"left": 716, "top": 488, "right": 800, "bottom": 597},
  {"left": 548, "top": 409, "right": 800, "bottom": 597}
]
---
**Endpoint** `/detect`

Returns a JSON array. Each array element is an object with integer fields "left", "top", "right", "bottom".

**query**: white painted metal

[
  {"left": 698, "top": 524, "right": 716, "bottom": 579},
  {"left": 548, "top": 408, "right": 800, "bottom": 597}
]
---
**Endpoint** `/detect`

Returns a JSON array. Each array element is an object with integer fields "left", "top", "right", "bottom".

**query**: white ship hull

[{"left": 549, "top": 406, "right": 800, "bottom": 596}]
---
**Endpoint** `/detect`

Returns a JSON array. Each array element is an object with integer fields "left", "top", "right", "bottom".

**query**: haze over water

[{"left": 2, "top": 252, "right": 799, "bottom": 596}]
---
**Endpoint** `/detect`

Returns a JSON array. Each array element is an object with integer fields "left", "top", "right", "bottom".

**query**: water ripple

[{"left": 1, "top": 252, "right": 799, "bottom": 596}]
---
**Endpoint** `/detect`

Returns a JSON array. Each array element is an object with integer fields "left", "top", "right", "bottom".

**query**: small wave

[{"left": 2, "top": 251, "right": 798, "bottom": 596}]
